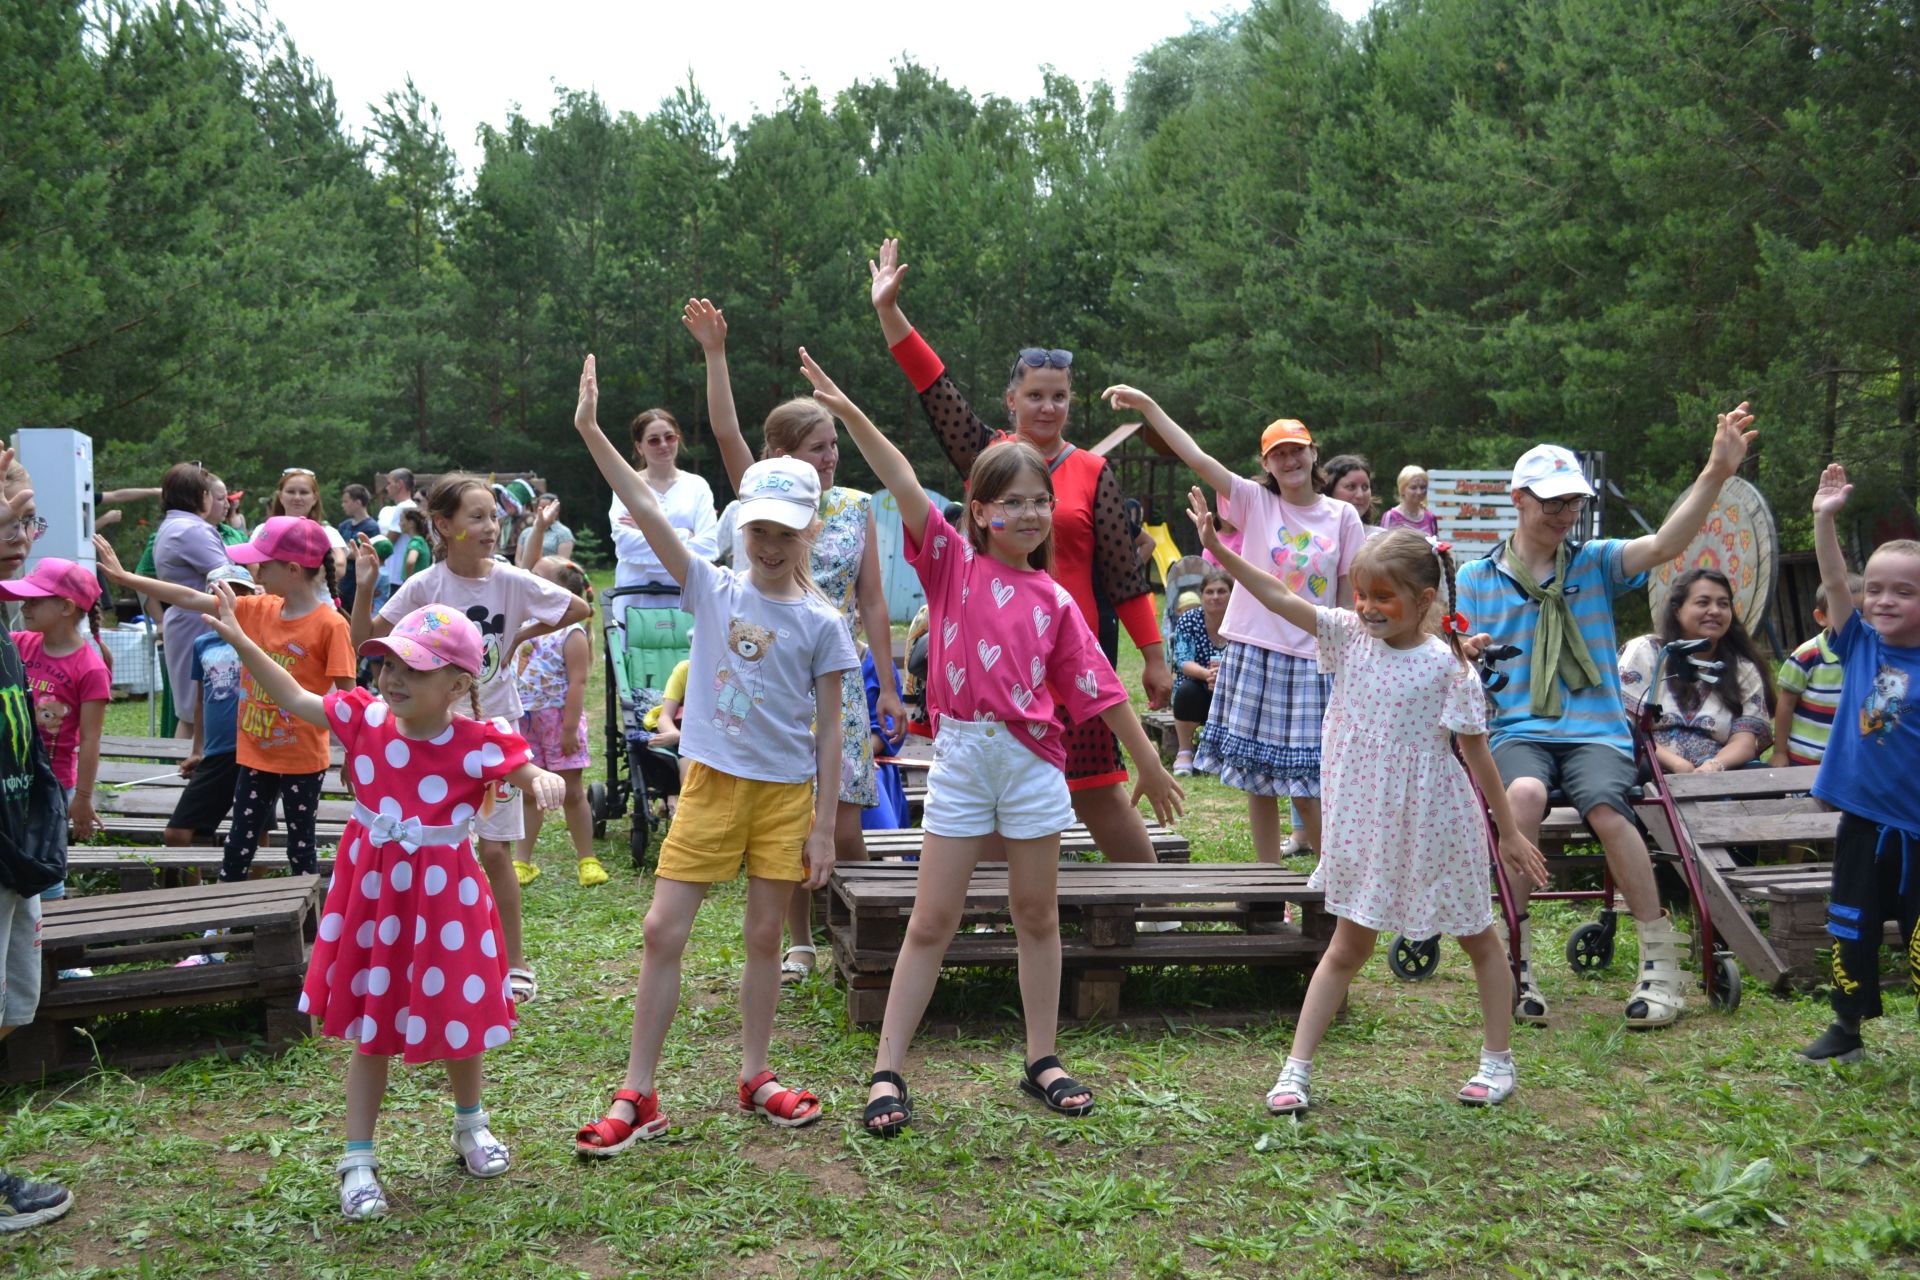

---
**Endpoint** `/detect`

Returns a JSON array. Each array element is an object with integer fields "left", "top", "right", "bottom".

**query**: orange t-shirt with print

[{"left": 232, "top": 593, "right": 355, "bottom": 774}]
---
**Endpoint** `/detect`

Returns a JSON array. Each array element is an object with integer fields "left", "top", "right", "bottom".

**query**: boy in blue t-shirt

[
  {"left": 162, "top": 567, "right": 259, "bottom": 846},
  {"left": 1798, "top": 465, "right": 1920, "bottom": 1063}
]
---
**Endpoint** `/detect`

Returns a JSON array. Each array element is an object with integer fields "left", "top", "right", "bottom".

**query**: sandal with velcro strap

[
  {"left": 738, "top": 1070, "right": 822, "bottom": 1129},
  {"left": 863, "top": 1070, "right": 912, "bottom": 1138},
  {"left": 336, "top": 1151, "right": 388, "bottom": 1222},
  {"left": 574, "top": 1088, "right": 669, "bottom": 1157},
  {"left": 452, "top": 1108, "right": 511, "bottom": 1177},
  {"left": 1265, "top": 1061, "right": 1312, "bottom": 1116},
  {"left": 1020, "top": 1055, "right": 1095, "bottom": 1117},
  {"left": 1456, "top": 1051, "right": 1517, "bottom": 1107},
  {"left": 779, "top": 944, "right": 817, "bottom": 988}
]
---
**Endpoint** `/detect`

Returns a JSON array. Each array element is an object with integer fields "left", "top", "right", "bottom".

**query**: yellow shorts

[{"left": 656, "top": 763, "right": 815, "bottom": 884}]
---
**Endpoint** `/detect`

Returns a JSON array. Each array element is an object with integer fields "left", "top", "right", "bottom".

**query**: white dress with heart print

[
  {"left": 903, "top": 505, "right": 1127, "bottom": 769},
  {"left": 298, "top": 687, "right": 533, "bottom": 1063},
  {"left": 1310, "top": 607, "right": 1496, "bottom": 940}
]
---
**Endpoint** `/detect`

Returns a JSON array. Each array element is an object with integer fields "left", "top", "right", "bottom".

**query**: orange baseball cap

[{"left": 1260, "top": 419, "right": 1314, "bottom": 454}]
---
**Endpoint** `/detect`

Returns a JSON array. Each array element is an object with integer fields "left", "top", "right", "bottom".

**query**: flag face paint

[{"left": 989, "top": 517, "right": 1008, "bottom": 530}]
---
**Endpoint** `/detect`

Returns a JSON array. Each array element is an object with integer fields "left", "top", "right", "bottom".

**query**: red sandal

[
  {"left": 574, "top": 1088, "right": 668, "bottom": 1157},
  {"left": 738, "top": 1070, "right": 822, "bottom": 1129}
]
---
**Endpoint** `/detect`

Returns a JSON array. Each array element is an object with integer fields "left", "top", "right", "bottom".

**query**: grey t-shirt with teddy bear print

[{"left": 677, "top": 555, "right": 857, "bottom": 785}]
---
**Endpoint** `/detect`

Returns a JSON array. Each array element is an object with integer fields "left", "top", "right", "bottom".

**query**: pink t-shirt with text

[
  {"left": 1218, "top": 476, "right": 1366, "bottom": 658},
  {"left": 13, "top": 631, "right": 113, "bottom": 790},
  {"left": 906, "top": 507, "right": 1127, "bottom": 769}
]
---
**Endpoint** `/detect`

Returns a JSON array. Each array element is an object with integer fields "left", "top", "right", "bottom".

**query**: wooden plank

[
  {"left": 1664, "top": 766, "right": 1818, "bottom": 800},
  {"left": 1686, "top": 812, "right": 1842, "bottom": 848},
  {"left": 833, "top": 925, "right": 1326, "bottom": 970},
  {"left": 97, "top": 788, "right": 356, "bottom": 822},
  {"left": 96, "top": 760, "right": 354, "bottom": 797},
  {"left": 100, "top": 734, "right": 343, "bottom": 767}
]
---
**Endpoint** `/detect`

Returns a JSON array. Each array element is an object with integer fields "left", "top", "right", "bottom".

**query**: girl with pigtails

[{"left": 1188, "top": 491, "right": 1549, "bottom": 1115}]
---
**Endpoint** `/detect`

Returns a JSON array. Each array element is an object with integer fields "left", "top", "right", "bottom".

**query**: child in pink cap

[
  {"left": 96, "top": 517, "right": 354, "bottom": 880},
  {"left": 206, "top": 592, "right": 563, "bottom": 1221},
  {"left": 0, "top": 558, "right": 113, "bottom": 859}
]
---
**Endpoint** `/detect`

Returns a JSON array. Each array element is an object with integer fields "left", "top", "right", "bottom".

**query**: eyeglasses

[
  {"left": 0, "top": 516, "right": 49, "bottom": 544},
  {"left": 988, "top": 497, "right": 1056, "bottom": 517},
  {"left": 1526, "top": 492, "right": 1588, "bottom": 517},
  {"left": 1016, "top": 348, "right": 1073, "bottom": 371}
]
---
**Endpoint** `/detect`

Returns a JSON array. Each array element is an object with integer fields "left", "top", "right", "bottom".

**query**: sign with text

[{"left": 1427, "top": 471, "right": 1519, "bottom": 550}]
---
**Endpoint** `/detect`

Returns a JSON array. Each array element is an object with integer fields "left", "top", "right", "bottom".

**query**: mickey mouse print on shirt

[
  {"left": 906, "top": 506, "right": 1127, "bottom": 771},
  {"left": 378, "top": 561, "right": 578, "bottom": 724}
]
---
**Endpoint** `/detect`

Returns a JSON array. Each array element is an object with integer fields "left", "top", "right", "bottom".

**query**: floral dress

[
  {"left": 811, "top": 486, "right": 879, "bottom": 806},
  {"left": 1618, "top": 634, "right": 1772, "bottom": 767},
  {"left": 1312, "top": 608, "right": 1495, "bottom": 940},
  {"left": 299, "top": 688, "right": 532, "bottom": 1062}
]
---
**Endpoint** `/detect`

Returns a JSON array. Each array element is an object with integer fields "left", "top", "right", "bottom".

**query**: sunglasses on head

[
  {"left": 281, "top": 467, "right": 315, "bottom": 478},
  {"left": 1016, "top": 348, "right": 1073, "bottom": 371}
]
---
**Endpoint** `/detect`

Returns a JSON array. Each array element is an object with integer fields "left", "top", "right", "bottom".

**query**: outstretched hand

[
  {"left": 528, "top": 768, "right": 566, "bottom": 811},
  {"left": 574, "top": 354, "right": 599, "bottom": 435},
  {"left": 1811, "top": 463, "right": 1852, "bottom": 519},
  {"left": 1185, "top": 486, "right": 1222, "bottom": 553},
  {"left": 868, "top": 238, "right": 908, "bottom": 312},
  {"left": 1131, "top": 760, "right": 1186, "bottom": 828},
  {"left": 1500, "top": 832, "right": 1550, "bottom": 891},
  {"left": 798, "top": 347, "right": 857, "bottom": 421},
  {"left": 352, "top": 533, "right": 381, "bottom": 588},
  {"left": 1101, "top": 384, "right": 1161, "bottom": 417},
  {"left": 205, "top": 581, "right": 244, "bottom": 644},
  {"left": 682, "top": 298, "right": 727, "bottom": 353},
  {"left": 91, "top": 534, "right": 127, "bottom": 581},
  {"left": 1705, "top": 401, "right": 1757, "bottom": 479},
  {"left": 0, "top": 448, "right": 31, "bottom": 525}
]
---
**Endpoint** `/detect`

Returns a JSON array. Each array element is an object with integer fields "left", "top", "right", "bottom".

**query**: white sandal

[
  {"left": 1264, "top": 1060, "right": 1312, "bottom": 1116},
  {"left": 336, "top": 1151, "right": 388, "bottom": 1221},
  {"left": 1457, "top": 1051, "right": 1517, "bottom": 1106},
  {"left": 506, "top": 967, "right": 538, "bottom": 1004},
  {"left": 779, "top": 945, "right": 817, "bottom": 987},
  {"left": 453, "top": 1108, "right": 511, "bottom": 1178}
]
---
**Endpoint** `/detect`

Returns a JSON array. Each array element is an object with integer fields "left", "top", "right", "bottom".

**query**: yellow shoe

[
  {"left": 577, "top": 856, "right": 609, "bottom": 887},
  {"left": 513, "top": 859, "right": 542, "bottom": 887}
]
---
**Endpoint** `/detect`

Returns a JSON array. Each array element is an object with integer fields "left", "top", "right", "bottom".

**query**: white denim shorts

[
  {"left": 922, "top": 718, "right": 1075, "bottom": 841},
  {"left": 0, "top": 886, "right": 43, "bottom": 1027},
  {"left": 473, "top": 778, "right": 524, "bottom": 843}
]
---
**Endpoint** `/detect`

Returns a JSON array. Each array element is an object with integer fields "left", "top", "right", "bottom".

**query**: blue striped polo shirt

[{"left": 1454, "top": 538, "right": 1648, "bottom": 757}]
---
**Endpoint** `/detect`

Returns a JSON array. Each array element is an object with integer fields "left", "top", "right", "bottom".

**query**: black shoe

[
  {"left": 0, "top": 1170, "right": 74, "bottom": 1233},
  {"left": 1796, "top": 1021, "right": 1864, "bottom": 1064}
]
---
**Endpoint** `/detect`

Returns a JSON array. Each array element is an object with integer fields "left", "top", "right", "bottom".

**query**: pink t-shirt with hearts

[
  {"left": 1219, "top": 475, "right": 1366, "bottom": 658},
  {"left": 906, "top": 507, "right": 1127, "bottom": 769}
]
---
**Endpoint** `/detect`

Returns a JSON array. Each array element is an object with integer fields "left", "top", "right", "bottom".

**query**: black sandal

[
  {"left": 1020, "top": 1055, "right": 1095, "bottom": 1117},
  {"left": 862, "top": 1070, "right": 912, "bottom": 1138}
]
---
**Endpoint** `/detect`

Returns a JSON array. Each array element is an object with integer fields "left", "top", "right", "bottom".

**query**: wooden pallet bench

[
  {"left": 827, "top": 862, "right": 1330, "bottom": 1025},
  {"left": 1140, "top": 711, "right": 1179, "bottom": 765},
  {"left": 1639, "top": 767, "right": 1845, "bottom": 991},
  {"left": 8, "top": 877, "right": 325, "bottom": 1081},
  {"left": 99, "top": 734, "right": 342, "bottom": 767},
  {"left": 96, "top": 759, "right": 353, "bottom": 797},
  {"left": 66, "top": 846, "right": 338, "bottom": 891},
  {"left": 859, "top": 823, "right": 1191, "bottom": 864}
]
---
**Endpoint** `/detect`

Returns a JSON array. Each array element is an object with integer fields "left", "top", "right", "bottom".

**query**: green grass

[{"left": 7, "top": 591, "right": 1920, "bottom": 1278}]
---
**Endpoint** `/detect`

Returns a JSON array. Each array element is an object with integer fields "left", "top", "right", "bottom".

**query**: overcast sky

[{"left": 256, "top": 0, "right": 1376, "bottom": 177}]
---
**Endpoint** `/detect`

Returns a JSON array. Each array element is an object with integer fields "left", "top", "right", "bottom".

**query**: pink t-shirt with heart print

[{"left": 905, "top": 507, "right": 1127, "bottom": 769}]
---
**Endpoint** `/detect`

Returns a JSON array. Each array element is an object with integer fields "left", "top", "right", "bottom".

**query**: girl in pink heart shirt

[{"left": 794, "top": 348, "right": 1183, "bottom": 1139}]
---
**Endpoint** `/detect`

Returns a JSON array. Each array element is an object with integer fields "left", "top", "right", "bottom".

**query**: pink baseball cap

[
  {"left": 358, "top": 604, "right": 483, "bottom": 676},
  {"left": 227, "top": 516, "right": 331, "bottom": 568},
  {"left": 0, "top": 557, "right": 102, "bottom": 610}
]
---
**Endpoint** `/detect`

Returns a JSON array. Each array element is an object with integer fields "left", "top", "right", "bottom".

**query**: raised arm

[
  {"left": 517, "top": 499, "right": 560, "bottom": 571},
  {"left": 684, "top": 298, "right": 753, "bottom": 491},
  {"left": 204, "top": 584, "right": 329, "bottom": 727},
  {"left": 855, "top": 507, "right": 905, "bottom": 724},
  {"left": 1810, "top": 463, "right": 1855, "bottom": 633},
  {"left": 1186, "top": 487, "right": 1317, "bottom": 634},
  {"left": 574, "top": 355, "right": 691, "bottom": 588},
  {"left": 92, "top": 534, "right": 217, "bottom": 615},
  {"left": 1621, "top": 402, "right": 1757, "bottom": 577},
  {"left": 870, "top": 238, "right": 994, "bottom": 479},
  {"left": 1100, "top": 385, "right": 1238, "bottom": 494},
  {"left": 349, "top": 533, "right": 382, "bottom": 648},
  {"left": 798, "top": 347, "right": 931, "bottom": 545}
]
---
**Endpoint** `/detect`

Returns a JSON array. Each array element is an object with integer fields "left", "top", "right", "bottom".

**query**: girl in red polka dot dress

[
  {"left": 205, "top": 590, "right": 564, "bottom": 1222},
  {"left": 1190, "top": 491, "right": 1549, "bottom": 1116}
]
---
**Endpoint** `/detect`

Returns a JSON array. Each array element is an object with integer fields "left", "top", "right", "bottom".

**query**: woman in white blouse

[
  {"left": 1618, "top": 568, "right": 1775, "bottom": 773},
  {"left": 609, "top": 408, "right": 718, "bottom": 603}
]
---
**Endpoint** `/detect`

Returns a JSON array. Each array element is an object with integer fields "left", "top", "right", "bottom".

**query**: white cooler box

[{"left": 100, "top": 626, "right": 162, "bottom": 695}]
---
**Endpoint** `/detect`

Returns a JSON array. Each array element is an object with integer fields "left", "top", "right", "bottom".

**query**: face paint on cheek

[{"left": 989, "top": 517, "right": 1008, "bottom": 530}]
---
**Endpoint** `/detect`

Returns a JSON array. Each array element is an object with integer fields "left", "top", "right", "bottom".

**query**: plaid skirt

[{"left": 1192, "top": 641, "right": 1328, "bottom": 798}]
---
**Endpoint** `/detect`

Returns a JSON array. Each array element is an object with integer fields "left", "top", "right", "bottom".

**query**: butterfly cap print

[{"left": 361, "top": 604, "right": 484, "bottom": 676}]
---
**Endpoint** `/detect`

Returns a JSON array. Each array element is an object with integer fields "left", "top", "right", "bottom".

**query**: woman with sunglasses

[
  {"left": 870, "top": 239, "right": 1173, "bottom": 865},
  {"left": 255, "top": 468, "right": 349, "bottom": 586}
]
